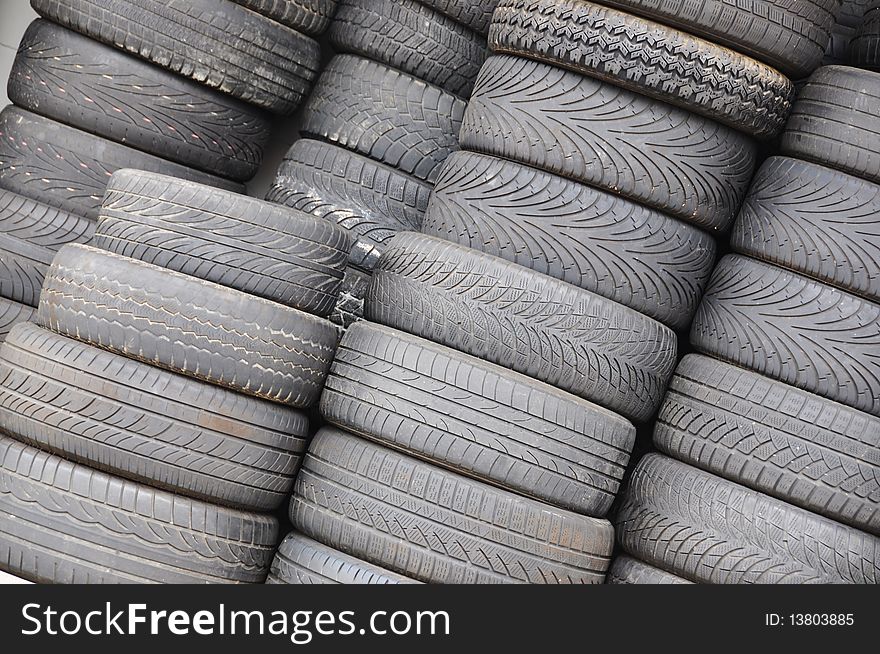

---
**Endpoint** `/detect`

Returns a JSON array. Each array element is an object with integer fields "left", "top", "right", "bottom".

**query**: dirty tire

[
  {"left": 425, "top": 151, "right": 717, "bottom": 330},
  {"left": 616, "top": 454, "right": 880, "bottom": 584},
  {"left": 267, "top": 532, "right": 418, "bottom": 584},
  {"left": 329, "top": 266, "right": 370, "bottom": 329},
  {"left": 0, "top": 299, "right": 34, "bottom": 344},
  {"left": 30, "top": 0, "right": 321, "bottom": 114},
  {"left": 0, "top": 106, "right": 243, "bottom": 219},
  {"left": 606, "top": 556, "right": 692, "bottom": 585},
  {"left": 231, "top": 0, "right": 338, "bottom": 35},
  {"left": 0, "top": 323, "right": 309, "bottom": 511},
  {"left": 461, "top": 56, "right": 757, "bottom": 231},
  {"left": 8, "top": 20, "right": 271, "bottom": 182},
  {"left": 37, "top": 245, "right": 338, "bottom": 407},
  {"left": 0, "top": 190, "right": 95, "bottom": 307},
  {"left": 330, "top": 0, "right": 488, "bottom": 97},
  {"left": 367, "top": 233, "right": 678, "bottom": 423},
  {"left": 839, "top": 0, "right": 875, "bottom": 28},
  {"left": 853, "top": 7, "right": 880, "bottom": 69},
  {"left": 291, "top": 427, "right": 615, "bottom": 584},
  {"left": 301, "top": 55, "right": 466, "bottom": 184},
  {"left": 781, "top": 66, "right": 880, "bottom": 184},
  {"left": 95, "top": 170, "right": 349, "bottom": 317},
  {"left": 656, "top": 354, "right": 880, "bottom": 536},
  {"left": 490, "top": 0, "right": 795, "bottom": 138},
  {"left": 419, "top": 0, "right": 498, "bottom": 33},
  {"left": 322, "top": 322, "right": 636, "bottom": 516},
  {"left": 692, "top": 255, "right": 880, "bottom": 417},
  {"left": 731, "top": 157, "right": 880, "bottom": 303}
]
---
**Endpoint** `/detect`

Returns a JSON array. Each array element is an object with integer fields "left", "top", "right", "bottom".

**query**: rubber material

[
  {"left": 419, "top": 0, "right": 498, "bottom": 33},
  {"left": 606, "top": 556, "right": 692, "bottom": 585},
  {"left": 232, "top": 0, "right": 338, "bottom": 35},
  {"left": 329, "top": 266, "right": 370, "bottom": 329},
  {"left": 0, "top": 299, "right": 34, "bottom": 344},
  {"left": 851, "top": 6, "right": 880, "bottom": 69}
]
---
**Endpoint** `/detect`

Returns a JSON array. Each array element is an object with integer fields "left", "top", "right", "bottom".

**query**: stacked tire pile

[
  {"left": 612, "top": 66, "right": 880, "bottom": 584},
  {"left": 851, "top": 1, "right": 880, "bottom": 68},
  {"left": 265, "top": 0, "right": 493, "bottom": 328}
]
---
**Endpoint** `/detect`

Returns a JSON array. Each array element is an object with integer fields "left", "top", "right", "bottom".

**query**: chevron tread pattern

[
  {"left": 419, "top": 0, "right": 499, "bottom": 33},
  {"left": 0, "top": 299, "right": 34, "bottom": 344}
]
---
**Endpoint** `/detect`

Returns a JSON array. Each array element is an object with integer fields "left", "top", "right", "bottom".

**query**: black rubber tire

[
  {"left": 731, "top": 157, "right": 880, "bottom": 303},
  {"left": 290, "top": 427, "right": 616, "bottom": 584},
  {"left": 425, "top": 151, "right": 717, "bottom": 331},
  {"left": 781, "top": 66, "right": 880, "bottom": 184},
  {"left": 418, "top": 0, "right": 498, "bottom": 33},
  {"left": 839, "top": 0, "right": 875, "bottom": 28},
  {"left": 266, "top": 139, "right": 430, "bottom": 272},
  {"left": 367, "top": 233, "right": 678, "bottom": 423},
  {"left": 0, "top": 106, "right": 243, "bottom": 220},
  {"left": 0, "top": 189, "right": 95, "bottom": 307},
  {"left": 329, "top": 0, "right": 488, "bottom": 98},
  {"left": 823, "top": 25, "right": 856, "bottom": 66},
  {"left": 490, "top": 0, "right": 795, "bottom": 139},
  {"left": 95, "top": 170, "right": 349, "bottom": 317},
  {"left": 37, "top": 244, "right": 338, "bottom": 408},
  {"left": 655, "top": 354, "right": 880, "bottom": 536},
  {"left": 330, "top": 266, "right": 371, "bottom": 329},
  {"left": 0, "top": 299, "right": 34, "bottom": 344},
  {"left": 692, "top": 255, "right": 880, "bottom": 417},
  {"left": 322, "top": 321, "right": 636, "bottom": 516},
  {"left": 851, "top": 6, "right": 880, "bottom": 69},
  {"left": 616, "top": 454, "right": 880, "bottom": 584},
  {"left": 30, "top": 0, "right": 321, "bottom": 115},
  {"left": 8, "top": 20, "right": 271, "bottom": 182},
  {"left": 0, "top": 323, "right": 309, "bottom": 512},
  {"left": 231, "top": 0, "right": 337, "bottom": 35},
  {"left": 592, "top": 0, "right": 838, "bottom": 79},
  {"left": 267, "top": 532, "right": 418, "bottom": 584},
  {"left": 460, "top": 56, "right": 757, "bottom": 231},
  {"left": 606, "top": 556, "right": 692, "bottom": 585},
  {"left": 301, "top": 55, "right": 466, "bottom": 185},
  {"left": 0, "top": 434, "right": 277, "bottom": 584}
]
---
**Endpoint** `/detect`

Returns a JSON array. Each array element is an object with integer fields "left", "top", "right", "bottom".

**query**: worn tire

[
  {"left": 330, "top": 0, "right": 488, "bottom": 97},
  {"left": 731, "top": 157, "right": 880, "bottom": 303},
  {"left": 30, "top": 0, "right": 321, "bottom": 115},
  {"left": 0, "top": 190, "right": 95, "bottom": 307},
  {"left": 0, "top": 299, "right": 34, "bottom": 344},
  {"left": 330, "top": 266, "right": 370, "bottom": 329},
  {"left": 418, "top": 0, "right": 498, "bottom": 33},
  {"left": 267, "top": 532, "right": 418, "bottom": 584},
  {"left": 322, "top": 322, "right": 636, "bottom": 516},
  {"left": 0, "top": 323, "right": 309, "bottom": 511},
  {"left": 616, "top": 454, "right": 880, "bottom": 584},
  {"left": 692, "top": 255, "right": 880, "bottom": 417},
  {"left": 425, "top": 151, "right": 717, "bottom": 330},
  {"left": 781, "top": 66, "right": 880, "bottom": 184},
  {"left": 606, "top": 556, "right": 692, "bottom": 585},
  {"left": 490, "top": 0, "right": 795, "bottom": 138},
  {"left": 367, "top": 233, "right": 677, "bottom": 423},
  {"left": 461, "top": 56, "right": 756, "bottom": 231},
  {"left": 852, "top": 6, "right": 880, "bottom": 69},
  {"left": 231, "top": 0, "right": 337, "bottom": 35},
  {"left": 8, "top": 20, "right": 271, "bottom": 182},
  {"left": 0, "top": 434, "right": 277, "bottom": 584},
  {"left": 95, "top": 170, "right": 349, "bottom": 317},
  {"left": 37, "top": 245, "right": 338, "bottom": 407},
  {"left": 301, "top": 55, "right": 466, "bottom": 184},
  {"left": 0, "top": 106, "right": 243, "bottom": 219},
  {"left": 291, "top": 427, "right": 615, "bottom": 584},
  {"left": 267, "top": 139, "right": 431, "bottom": 272},
  {"left": 840, "top": 0, "right": 875, "bottom": 28}
]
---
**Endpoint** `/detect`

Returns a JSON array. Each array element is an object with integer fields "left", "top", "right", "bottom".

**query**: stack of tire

[
  {"left": 1, "top": 0, "right": 331, "bottom": 343},
  {"left": 265, "top": 0, "right": 492, "bottom": 328},
  {"left": 851, "top": 1, "right": 880, "bottom": 68},
  {"left": 823, "top": 0, "right": 867, "bottom": 65},
  {"left": 612, "top": 65, "right": 880, "bottom": 584}
]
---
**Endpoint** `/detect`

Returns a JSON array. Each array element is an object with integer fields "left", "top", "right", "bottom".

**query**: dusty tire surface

[
  {"left": 851, "top": 7, "right": 880, "bottom": 69},
  {"left": 0, "top": 299, "right": 34, "bottom": 344},
  {"left": 419, "top": 0, "right": 498, "bottom": 33},
  {"left": 231, "top": 0, "right": 338, "bottom": 35},
  {"left": 329, "top": 266, "right": 371, "bottom": 329},
  {"left": 606, "top": 556, "right": 692, "bottom": 585}
]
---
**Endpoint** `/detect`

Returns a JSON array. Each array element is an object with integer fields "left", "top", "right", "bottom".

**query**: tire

[
  {"left": 330, "top": 266, "right": 371, "bottom": 329},
  {"left": 330, "top": 0, "right": 488, "bottom": 97},
  {"left": 616, "top": 454, "right": 880, "bottom": 584},
  {"left": 839, "top": 0, "right": 875, "bottom": 28},
  {"left": 823, "top": 25, "right": 856, "bottom": 66},
  {"left": 0, "top": 323, "right": 309, "bottom": 512},
  {"left": 322, "top": 321, "right": 636, "bottom": 516},
  {"left": 490, "top": 0, "right": 794, "bottom": 138},
  {"left": 425, "top": 151, "right": 717, "bottom": 330},
  {"left": 266, "top": 139, "right": 430, "bottom": 272},
  {"left": 655, "top": 354, "right": 880, "bottom": 536},
  {"left": 692, "top": 255, "right": 880, "bottom": 417},
  {"left": 231, "top": 0, "right": 337, "bottom": 35},
  {"left": 781, "top": 66, "right": 880, "bottom": 184},
  {"left": 418, "top": 0, "right": 498, "bottom": 33},
  {"left": 37, "top": 244, "right": 338, "bottom": 408},
  {"left": 606, "top": 556, "right": 692, "bottom": 585},
  {"left": 460, "top": 56, "right": 757, "bottom": 231},
  {"left": 267, "top": 532, "right": 418, "bottom": 584},
  {"left": 851, "top": 6, "right": 880, "bottom": 69},
  {"left": 290, "top": 427, "right": 616, "bottom": 584},
  {"left": 30, "top": 0, "right": 321, "bottom": 115},
  {"left": 0, "top": 434, "right": 277, "bottom": 584},
  {"left": 0, "top": 299, "right": 34, "bottom": 344},
  {"left": 95, "top": 170, "right": 349, "bottom": 317},
  {"left": 731, "top": 157, "right": 880, "bottom": 303},
  {"left": 591, "top": 0, "right": 837, "bottom": 79},
  {"left": 367, "top": 233, "right": 678, "bottom": 423},
  {"left": 0, "top": 189, "right": 95, "bottom": 307},
  {"left": 0, "top": 106, "right": 243, "bottom": 219},
  {"left": 301, "top": 55, "right": 466, "bottom": 184},
  {"left": 8, "top": 20, "right": 271, "bottom": 182}
]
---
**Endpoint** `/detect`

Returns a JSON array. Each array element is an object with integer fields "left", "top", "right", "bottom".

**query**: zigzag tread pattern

[
  {"left": 606, "top": 555, "right": 692, "bottom": 584},
  {"left": 420, "top": 0, "right": 498, "bottom": 33}
]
